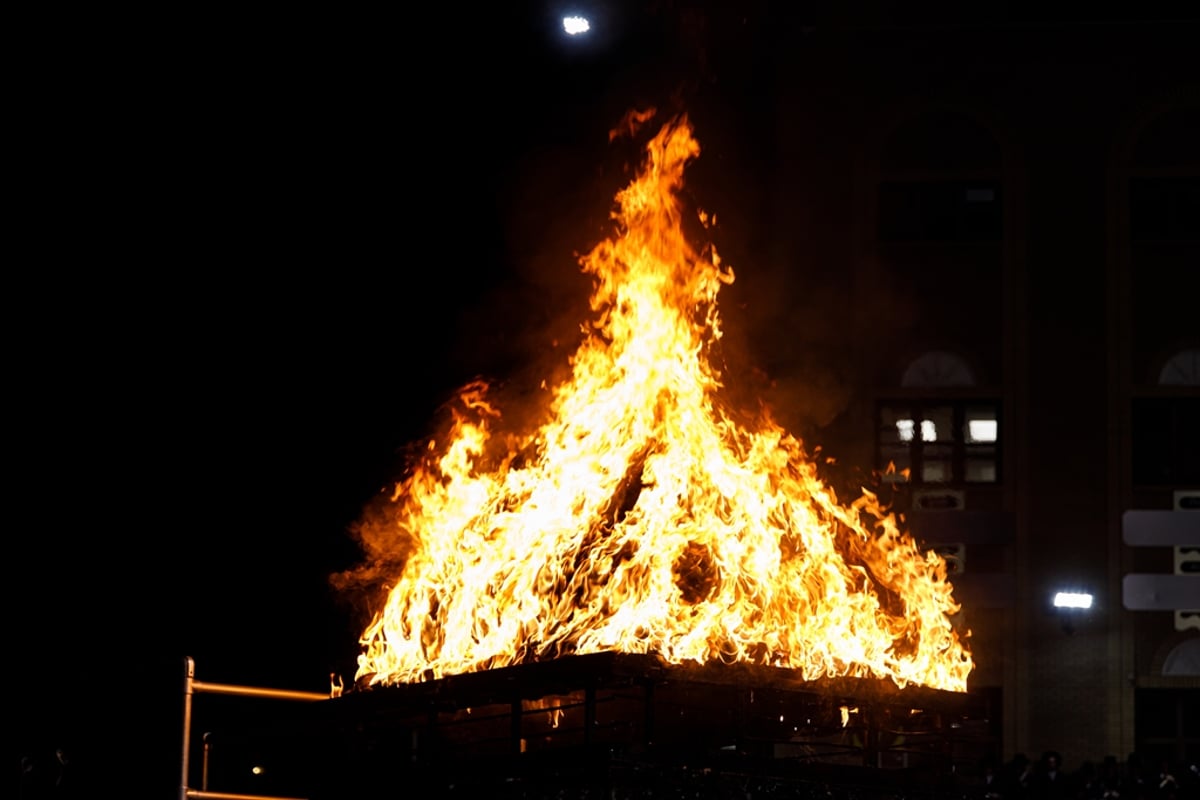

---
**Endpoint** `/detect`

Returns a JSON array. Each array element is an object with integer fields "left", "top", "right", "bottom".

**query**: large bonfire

[{"left": 351, "top": 111, "right": 972, "bottom": 692}]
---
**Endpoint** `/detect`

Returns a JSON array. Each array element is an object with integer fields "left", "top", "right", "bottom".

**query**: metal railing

[{"left": 179, "top": 656, "right": 332, "bottom": 800}]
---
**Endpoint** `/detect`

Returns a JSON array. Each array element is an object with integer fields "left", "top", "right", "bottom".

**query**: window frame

[{"left": 876, "top": 397, "right": 1002, "bottom": 486}]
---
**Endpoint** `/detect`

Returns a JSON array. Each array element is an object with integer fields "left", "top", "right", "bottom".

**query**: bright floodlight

[
  {"left": 1053, "top": 591, "right": 1093, "bottom": 609},
  {"left": 563, "top": 15, "right": 590, "bottom": 35}
]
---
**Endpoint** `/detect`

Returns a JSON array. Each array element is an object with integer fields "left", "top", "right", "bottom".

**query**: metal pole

[
  {"left": 584, "top": 686, "right": 596, "bottom": 744},
  {"left": 190, "top": 680, "right": 330, "bottom": 703},
  {"left": 202, "top": 733, "right": 212, "bottom": 791},
  {"left": 643, "top": 681, "right": 655, "bottom": 748},
  {"left": 181, "top": 656, "right": 196, "bottom": 800},
  {"left": 180, "top": 657, "right": 330, "bottom": 800},
  {"left": 511, "top": 698, "right": 523, "bottom": 754},
  {"left": 185, "top": 791, "right": 310, "bottom": 800}
]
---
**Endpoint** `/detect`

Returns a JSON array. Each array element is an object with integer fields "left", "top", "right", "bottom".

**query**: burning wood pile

[
  {"left": 339, "top": 110, "right": 972, "bottom": 695},
  {"left": 198, "top": 110, "right": 990, "bottom": 800}
]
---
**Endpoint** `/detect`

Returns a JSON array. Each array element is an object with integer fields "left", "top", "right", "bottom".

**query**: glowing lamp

[
  {"left": 563, "top": 15, "right": 590, "bottom": 35},
  {"left": 1053, "top": 591, "right": 1093, "bottom": 610}
]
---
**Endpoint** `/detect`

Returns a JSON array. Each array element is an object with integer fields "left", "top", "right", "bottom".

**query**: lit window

[
  {"left": 967, "top": 418, "right": 997, "bottom": 442},
  {"left": 922, "top": 460, "right": 950, "bottom": 482},
  {"left": 879, "top": 408, "right": 914, "bottom": 481},
  {"left": 965, "top": 459, "right": 997, "bottom": 482},
  {"left": 878, "top": 400, "right": 1000, "bottom": 485}
]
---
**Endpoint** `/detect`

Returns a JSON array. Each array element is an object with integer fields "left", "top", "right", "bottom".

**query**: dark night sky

[{"left": 11, "top": 2, "right": 772, "bottom": 794}]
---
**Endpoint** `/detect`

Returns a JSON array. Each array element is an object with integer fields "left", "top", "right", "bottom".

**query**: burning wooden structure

[
  {"left": 191, "top": 111, "right": 992, "bottom": 799},
  {"left": 342, "top": 110, "right": 973, "bottom": 695}
]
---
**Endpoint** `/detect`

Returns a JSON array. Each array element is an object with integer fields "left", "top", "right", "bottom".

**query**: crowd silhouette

[
  {"left": 13, "top": 743, "right": 1198, "bottom": 798},
  {"left": 17, "top": 746, "right": 73, "bottom": 800},
  {"left": 968, "top": 750, "right": 1197, "bottom": 800}
]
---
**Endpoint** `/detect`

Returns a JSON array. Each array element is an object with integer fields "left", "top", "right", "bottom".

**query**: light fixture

[
  {"left": 1052, "top": 590, "right": 1094, "bottom": 634},
  {"left": 1053, "top": 591, "right": 1093, "bottom": 610},
  {"left": 562, "top": 15, "right": 590, "bottom": 35}
]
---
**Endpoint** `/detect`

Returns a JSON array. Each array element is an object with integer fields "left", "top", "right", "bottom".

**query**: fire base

[{"left": 204, "top": 653, "right": 996, "bottom": 799}]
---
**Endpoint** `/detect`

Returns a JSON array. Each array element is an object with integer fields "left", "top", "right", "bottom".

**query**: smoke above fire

[{"left": 335, "top": 110, "right": 972, "bottom": 692}]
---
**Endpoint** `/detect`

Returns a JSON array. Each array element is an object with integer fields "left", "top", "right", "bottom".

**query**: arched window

[
  {"left": 1159, "top": 348, "right": 1200, "bottom": 386},
  {"left": 879, "top": 350, "right": 999, "bottom": 485},
  {"left": 900, "top": 350, "right": 976, "bottom": 387},
  {"left": 1132, "top": 348, "right": 1200, "bottom": 487},
  {"left": 1124, "top": 100, "right": 1200, "bottom": 489}
]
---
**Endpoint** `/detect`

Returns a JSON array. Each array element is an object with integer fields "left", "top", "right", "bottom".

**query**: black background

[{"left": 11, "top": 3, "right": 762, "bottom": 795}]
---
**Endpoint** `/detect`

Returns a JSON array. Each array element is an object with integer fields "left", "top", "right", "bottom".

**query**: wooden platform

[{"left": 204, "top": 653, "right": 997, "bottom": 799}]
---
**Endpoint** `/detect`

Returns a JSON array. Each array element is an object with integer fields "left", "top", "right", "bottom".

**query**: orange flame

[{"left": 353, "top": 113, "right": 972, "bottom": 692}]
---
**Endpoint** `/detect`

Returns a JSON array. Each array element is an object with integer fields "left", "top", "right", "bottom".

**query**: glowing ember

[{"left": 350, "top": 111, "right": 972, "bottom": 692}]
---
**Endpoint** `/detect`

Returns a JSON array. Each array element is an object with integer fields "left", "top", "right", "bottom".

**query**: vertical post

[
  {"left": 863, "top": 706, "right": 880, "bottom": 768},
  {"left": 643, "top": 681, "right": 654, "bottom": 749},
  {"left": 425, "top": 706, "right": 437, "bottom": 764},
  {"left": 511, "top": 698, "right": 523, "bottom": 754},
  {"left": 584, "top": 686, "right": 596, "bottom": 745},
  {"left": 202, "top": 732, "right": 212, "bottom": 791},
  {"left": 736, "top": 687, "right": 748, "bottom": 752},
  {"left": 180, "top": 656, "right": 195, "bottom": 800}
]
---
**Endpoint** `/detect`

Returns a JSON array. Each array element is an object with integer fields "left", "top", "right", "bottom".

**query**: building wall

[{"left": 758, "top": 16, "right": 1199, "bottom": 767}]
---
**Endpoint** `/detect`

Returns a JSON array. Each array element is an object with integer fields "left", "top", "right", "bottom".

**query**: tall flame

[{"left": 353, "top": 113, "right": 972, "bottom": 692}]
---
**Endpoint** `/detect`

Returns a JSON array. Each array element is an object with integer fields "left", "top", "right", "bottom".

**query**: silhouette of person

[
  {"left": 52, "top": 747, "right": 72, "bottom": 798},
  {"left": 1034, "top": 749, "right": 1069, "bottom": 800}
]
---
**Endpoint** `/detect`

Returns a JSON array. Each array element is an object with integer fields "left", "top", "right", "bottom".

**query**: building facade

[{"left": 720, "top": 12, "right": 1200, "bottom": 768}]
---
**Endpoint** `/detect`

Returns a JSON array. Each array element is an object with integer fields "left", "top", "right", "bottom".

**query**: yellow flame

[
  {"left": 524, "top": 697, "right": 568, "bottom": 729},
  {"left": 352, "top": 112, "right": 972, "bottom": 692}
]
